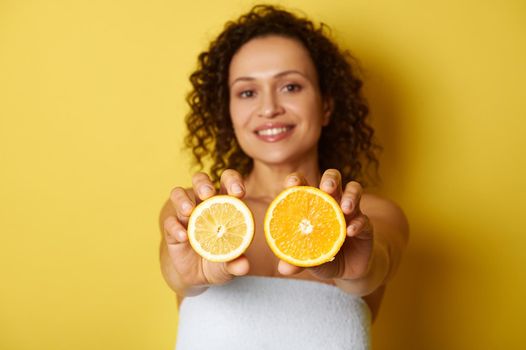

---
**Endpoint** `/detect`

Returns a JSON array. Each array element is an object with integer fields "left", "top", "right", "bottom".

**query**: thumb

[
  {"left": 226, "top": 255, "right": 250, "bottom": 276},
  {"left": 202, "top": 255, "right": 250, "bottom": 285}
]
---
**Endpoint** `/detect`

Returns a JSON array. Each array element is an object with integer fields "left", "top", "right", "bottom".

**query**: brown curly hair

[{"left": 184, "top": 4, "right": 381, "bottom": 187}]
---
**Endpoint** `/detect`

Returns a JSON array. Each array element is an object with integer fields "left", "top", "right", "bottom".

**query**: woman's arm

[
  {"left": 158, "top": 171, "right": 252, "bottom": 305},
  {"left": 159, "top": 198, "right": 208, "bottom": 305},
  {"left": 334, "top": 193, "right": 409, "bottom": 296},
  {"left": 276, "top": 170, "right": 409, "bottom": 319}
]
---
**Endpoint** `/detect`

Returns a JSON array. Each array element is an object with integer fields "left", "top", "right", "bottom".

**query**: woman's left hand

[{"left": 278, "top": 169, "right": 374, "bottom": 282}]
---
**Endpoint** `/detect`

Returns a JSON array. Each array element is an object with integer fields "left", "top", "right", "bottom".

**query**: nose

[{"left": 257, "top": 91, "right": 284, "bottom": 118}]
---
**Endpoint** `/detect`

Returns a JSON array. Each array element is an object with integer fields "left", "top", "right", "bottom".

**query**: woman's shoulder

[
  {"left": 361, "top": 192, "right": 409, "bottom": 233},
  {"left": 361, "top": 192, "right": 400, "bottom": 209}
]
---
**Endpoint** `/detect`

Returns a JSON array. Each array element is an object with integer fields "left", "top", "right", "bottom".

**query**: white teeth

[{"left": 257, "top": 127, "right": 290, "bottom": 136}]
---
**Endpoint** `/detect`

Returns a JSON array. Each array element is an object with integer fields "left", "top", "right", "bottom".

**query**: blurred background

[{"left": 1, "top": 0, "right": 525, "bottom": 349}]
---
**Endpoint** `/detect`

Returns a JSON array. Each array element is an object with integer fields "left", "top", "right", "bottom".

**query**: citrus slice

[
  {"left": 264, "top": 186, "right": 346, "bottom": 267},
  {"left": 187, "top": 195, "right": 254, "bottom": 262}
]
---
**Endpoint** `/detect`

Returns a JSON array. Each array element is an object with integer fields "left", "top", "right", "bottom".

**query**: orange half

[{"left": 264, "top": 186, "right": 346, "bottom": 267}]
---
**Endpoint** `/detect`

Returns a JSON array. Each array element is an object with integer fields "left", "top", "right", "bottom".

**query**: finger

[
  {"left": 277, "top": 260, "right": 305, "bottom": 275},
  {"left": 340, "top": 181, "right": 363, "bottom": 217},
  {"left": 319, "top": 169, "right": 342, "bottom": 203},
  {"left": 308, "top": 253, "right": 345, "bottom": 279},
  {"left": 163, "top": 216, "right": 188, "bottom": 244},
  {"left": 347, "top": 214, "right": 373, "bottom": 239},
  {"left": 219, "top": 169, "right": 245, "bottom": 197},
  {"left": 169, "top": 187, "right": 195, "bottom": 224},
  {"left": 201, "top": 256, "right": 250, "bottom": 285},
  {"left": 225, "top": 255, "right": 250, "bottom": 276},
  {"left": 192, "top": 172, "right": 216, "bottom": 202},
  {"left": 283, "top": 172, "right": 308, "bottom": 188}
]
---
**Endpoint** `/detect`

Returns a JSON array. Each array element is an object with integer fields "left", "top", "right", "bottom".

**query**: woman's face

[{"left": 228, "top": 35, "right": 332, "bottom": 167}]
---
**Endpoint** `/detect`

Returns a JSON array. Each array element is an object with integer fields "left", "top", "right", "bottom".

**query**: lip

[{"left": 253, "top": 123, "right": 295, "bottom": 143}]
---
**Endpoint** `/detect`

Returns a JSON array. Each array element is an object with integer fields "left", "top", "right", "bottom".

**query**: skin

[{"left": 159, "top": 36, "right": 409, "bottom": 320}]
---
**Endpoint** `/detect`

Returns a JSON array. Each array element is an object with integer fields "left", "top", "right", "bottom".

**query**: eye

[
  {"left": 283, "top": 83, "right": 302, "bottom": 93},
  {"left": 239, "top": 90, "right": 255, "bottom": 98}
]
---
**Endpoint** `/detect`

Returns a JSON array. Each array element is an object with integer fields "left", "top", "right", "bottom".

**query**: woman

[{"left": 159, "top": 5, "right": 409, "bottom": 349}]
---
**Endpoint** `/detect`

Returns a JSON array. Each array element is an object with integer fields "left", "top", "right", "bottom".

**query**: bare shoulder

[
  {"left": 361, "top": 193, "right": 410, "bottom": 238},
  {"left": 361, "top": 192, "right": 406, "bottom": 219}
]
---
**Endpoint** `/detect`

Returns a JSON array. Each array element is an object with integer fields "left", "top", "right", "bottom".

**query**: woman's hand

[
  {"left": 161, "top": 170, "right": 250, "bottom": 293},
  {"left": 277, "top": 170, "right": 378, "bottom": 292}
]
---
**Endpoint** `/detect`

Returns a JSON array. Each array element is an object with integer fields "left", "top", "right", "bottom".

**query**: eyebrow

[{"left": 229, "top": 70, "right": 308, "bottom": 87}]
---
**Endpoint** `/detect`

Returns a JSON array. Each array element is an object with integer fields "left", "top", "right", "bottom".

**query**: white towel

[{"left": 175, "top": 276, "right": 371, "bottom": 350}]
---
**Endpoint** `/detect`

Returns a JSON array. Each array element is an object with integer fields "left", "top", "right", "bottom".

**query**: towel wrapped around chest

[{"left": 175, "top": 276, "right": 371, "bottom": 350}]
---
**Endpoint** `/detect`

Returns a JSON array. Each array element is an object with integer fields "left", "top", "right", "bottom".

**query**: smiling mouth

[
  {"left": 253, "top": 125, "right": 295, "bottom": 143},
  {"left": 255, "top": 126, "right": 293, "bottom": 136}
]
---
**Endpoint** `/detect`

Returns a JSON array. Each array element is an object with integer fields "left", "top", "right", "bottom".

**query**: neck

[{"left": 244, "top": 155, "right": 322, "bottom": 200}]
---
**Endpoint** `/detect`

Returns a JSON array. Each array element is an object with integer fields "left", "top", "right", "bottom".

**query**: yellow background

[{"left": 1, "top": 0, "right": 525, "bottom": 349}]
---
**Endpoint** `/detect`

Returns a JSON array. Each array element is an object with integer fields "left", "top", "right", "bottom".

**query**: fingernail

[
  {"left": 176, "top": 229, "right": 187, "bottom": 242},
  {"left": 323, "top": 179, "right": 335, "bottom": 190},
  {"left": 347, "top": 225, "right": 356, "bottom": 236},
  {"left": 287, "top": 176, "right": 298, "bottom": 186},
  {"left": 231, "top": 183, "right": 244, "bottom": 194},
  {"left": 182, "top": 201, "right": 193, "bottom": 214},
  {"left": 200, "top": 185, "right": 214, "bottom": 197},
  {"left": 341, "top": 199, "right": 352, "bottom": 212}
]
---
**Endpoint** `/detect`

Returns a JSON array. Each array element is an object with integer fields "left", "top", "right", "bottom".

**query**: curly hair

[{"left": 184, "top": 4, "right": 382, "bottom": 187}]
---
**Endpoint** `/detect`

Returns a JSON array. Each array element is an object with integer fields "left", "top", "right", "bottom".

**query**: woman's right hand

[{"left": 161, "top": 170, "right": 250, "bottom": 293}]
